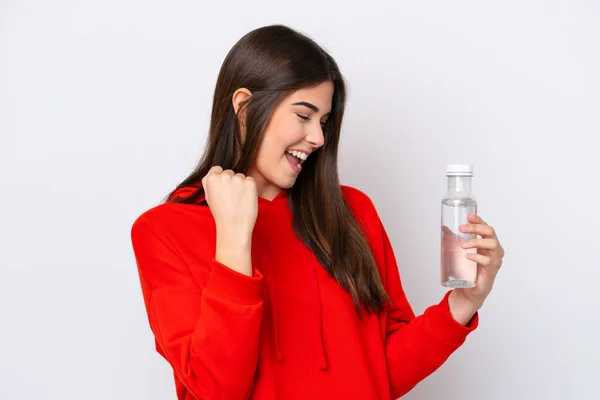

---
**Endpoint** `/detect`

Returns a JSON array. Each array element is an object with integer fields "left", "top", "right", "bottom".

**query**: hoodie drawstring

[
  {"left": 261, "top": 255, "right": 284, "bottom": 362},
  {"left": 309, "top": 255, "right": 328, "bottom": 370},
  {"left": 259, "top": 239, "right": 328, "bottom": 370},
  {"left": 252, "top": 193, "right": 328, "bottom": 371}
]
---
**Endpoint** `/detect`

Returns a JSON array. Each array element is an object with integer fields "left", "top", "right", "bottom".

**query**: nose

[{"left": 306, "top": 124, "right": 325, "bottom": 149}]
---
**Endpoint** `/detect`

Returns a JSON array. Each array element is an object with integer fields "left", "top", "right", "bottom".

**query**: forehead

[{"left": 287, "top": 81, "right": 334, "bottom": 110}]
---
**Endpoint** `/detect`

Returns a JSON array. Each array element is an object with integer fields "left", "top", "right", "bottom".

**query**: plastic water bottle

[{"left": 441, "top": 164, "right": 478, "bottom": 288}]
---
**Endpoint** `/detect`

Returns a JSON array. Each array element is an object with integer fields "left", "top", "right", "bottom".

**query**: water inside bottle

[{"left": 441, "top": 199, "right": 478, "bottom": 288}]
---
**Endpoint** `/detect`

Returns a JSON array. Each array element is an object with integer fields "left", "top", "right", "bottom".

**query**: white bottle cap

[{"left": 446, "top": 164, "right": 474, "bottom": 176}]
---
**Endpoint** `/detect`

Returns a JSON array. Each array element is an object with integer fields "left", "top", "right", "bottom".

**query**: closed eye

[{"left": 296, "top": 114, "right": 329, "bottom": 129}]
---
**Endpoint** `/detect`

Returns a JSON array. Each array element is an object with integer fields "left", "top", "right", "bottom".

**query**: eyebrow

[{"left": 292, "top": 101, "right": 330, "bottom": 115}]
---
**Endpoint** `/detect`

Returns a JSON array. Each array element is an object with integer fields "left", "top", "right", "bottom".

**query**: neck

[
  {"left": 248, "top": 168, "right": 282, "bottom": 201},
  {"left": 258, "top": 188, "right": 281, "bottom": 201}
]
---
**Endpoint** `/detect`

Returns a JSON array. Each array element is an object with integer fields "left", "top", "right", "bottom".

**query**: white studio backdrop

[{"left": 1, "top": 0, "right": 599, "bottom": 399}]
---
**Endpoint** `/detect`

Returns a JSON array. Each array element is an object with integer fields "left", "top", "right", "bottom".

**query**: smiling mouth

[
  {"left": 284, "top": 151, "right": 301, "bottom": 169},
  {"left": 285, "top": 149, "right": 308, "bottom": 164},
  {"left": 284, "top": 150, "right": 307, "bottom": 174}
]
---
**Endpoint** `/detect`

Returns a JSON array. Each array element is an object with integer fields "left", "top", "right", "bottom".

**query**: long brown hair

[{"left": 166, "top": 25, "right": 389, "bottom": 313}]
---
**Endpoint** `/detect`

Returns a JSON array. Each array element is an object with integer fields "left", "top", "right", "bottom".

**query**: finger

[
  {"left": 465, "top": 252, "right": 492, "bottom": 266},
  {"left": 461, "top": 238, "right": 500, "bottom": 251},
  {"left": 207, "top": 165, "right": 224, "bottom": 176},
  {"left": 244, "top": 176, "right": 257, "bottom": 191},
  {"left": 205, "top": 166, "right": 224, "bottom": 184},
  {"left": 235, "top": 173, "right": 246, "bottom": 179},
  {"left": 460, "top": 223, "right": 496, "bottom": 238},
  {"left": 221, "top": 169, "right": 235, "bottom": 180},
  {"left": 467, "top": 214, "right": 488, "bottom": 225},
  {"left": 204, "top": 166, "right": 223, "bottom": 187}
]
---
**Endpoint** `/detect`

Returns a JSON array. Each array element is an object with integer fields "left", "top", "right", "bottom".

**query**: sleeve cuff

[
  {"left": 205, "top": 259, "right": 264, "bottom": 305},
  {"left": 425, "top": 290, "right": 479, "bottom": 346}
]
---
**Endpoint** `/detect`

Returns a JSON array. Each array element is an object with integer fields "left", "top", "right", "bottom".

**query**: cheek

[
  {"left": 254, "top": 119, "right": 305, "bottom": 172},
  {"left": 254, "top": 139, "right": 283, "bottom": 176},
  {"left": 284, "top": 125, "right": 306, "bottom": 144},
  {"left": 260, "top": 128, "right": 299, "bottom": 160},
  {"left": 269, "top": 117, "right": 306, "bottom": 146}
]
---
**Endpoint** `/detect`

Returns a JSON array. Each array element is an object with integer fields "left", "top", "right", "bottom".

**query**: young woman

[{"left": 130, "top": 25, "right": 505, "bottom": 400}]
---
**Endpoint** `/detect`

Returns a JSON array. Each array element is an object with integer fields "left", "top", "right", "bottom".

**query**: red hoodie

[{"left": 130, "top": 185, "right": 478, "bottom": 400}]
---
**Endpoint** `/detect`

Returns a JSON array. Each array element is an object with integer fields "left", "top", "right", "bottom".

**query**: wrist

[
  {"left": 215, "top": 247, "right": 252, "bottom": 276},
  {"left": 448, "top": 290, "right": 480, "bottom": 326},
  {"left": 216, "top": 229, "right": 252, "bottom": 252},
  {"left": 215, "top": 233, "right": 252, "bottom": 276}
]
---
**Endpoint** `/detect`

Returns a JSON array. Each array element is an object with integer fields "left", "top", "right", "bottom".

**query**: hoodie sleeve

[
  {"left": 379, "top": 218, "right": 479, "bottom": 399},
  {"left": 130, "top": 218, "right": 264, "bottom": 400}
]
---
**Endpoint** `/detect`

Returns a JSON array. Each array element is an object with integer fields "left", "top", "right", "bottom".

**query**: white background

[{"left": 1, "top": 0, "right": 599, "bottom": 399}]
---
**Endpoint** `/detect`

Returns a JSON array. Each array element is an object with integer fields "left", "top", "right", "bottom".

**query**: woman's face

[{"left": 248, "top": 81, "right": 334, "bottom": 200}]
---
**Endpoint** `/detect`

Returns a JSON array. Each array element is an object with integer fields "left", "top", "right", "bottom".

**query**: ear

[{"left": 232, "top": 88, "right": 252, "bottom": 127}]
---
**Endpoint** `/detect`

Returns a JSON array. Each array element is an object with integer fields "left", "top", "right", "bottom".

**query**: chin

[
  {"left": 279, "top": 179, "right": 297, "bottom": 190},
  {"left": 274, "top": 175, "right": 298, "bottom": 190}
]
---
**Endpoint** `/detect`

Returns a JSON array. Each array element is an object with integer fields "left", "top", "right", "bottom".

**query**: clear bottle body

[{"left": 441, "top": 175, "right": 478, "bottom": 288}]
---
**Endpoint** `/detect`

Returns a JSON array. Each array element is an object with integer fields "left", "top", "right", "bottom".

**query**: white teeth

[{"left": 287, "top": 149, "right": 308, "bottom": 161}]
